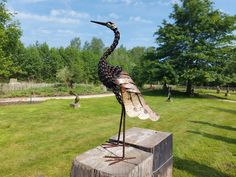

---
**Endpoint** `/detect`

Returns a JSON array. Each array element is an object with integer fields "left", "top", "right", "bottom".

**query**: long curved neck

[{"left": 101, "top": 28, "right": 120, "bottom": 60}]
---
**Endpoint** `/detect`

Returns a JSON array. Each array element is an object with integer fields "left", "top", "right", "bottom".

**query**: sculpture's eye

[{"left": 107, "top": 21, "right": 112, "bottom": 26}]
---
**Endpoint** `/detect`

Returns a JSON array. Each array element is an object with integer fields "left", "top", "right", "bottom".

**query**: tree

[
  {"left": 80, "top": 50, "right": 99, "bottom": 84},
  {"left": 56, "top": 67, "right": 73, "bottom": 88},
  {"left": 109, "top": 45, "right": 134, "bottom": 74},
  {"left": 87, "top": 37, "right": 104, "bottom": 55},
  {"left": 155, "top": 0, "right": 236, "bottom": 94},
  {"left": 0, "top": 0, "right": 22, "bottom": 81},
  {"left": 20, "top": 46, "right": 43, "bottom": 81},
  {"left": 222, "top": 49, "right": 236, "bottom": 86},
  {"left": 70, "top": 37, "right": 81, "bottom": 50}
]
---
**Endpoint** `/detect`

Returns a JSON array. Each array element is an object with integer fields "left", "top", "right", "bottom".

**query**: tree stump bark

[
  {"left": 70, "top": 127, "right": 172, "bottom": 177},
  {"left": 109, "top": 127, "right": 173, "bottom": 177},
  {"left": 71, "top": 146, "right": 153, "bottom": 177}
]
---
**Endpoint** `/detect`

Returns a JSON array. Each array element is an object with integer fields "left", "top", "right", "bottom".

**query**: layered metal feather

[{"left": 116, "top": 71, "right": 160, "bottom": 121}]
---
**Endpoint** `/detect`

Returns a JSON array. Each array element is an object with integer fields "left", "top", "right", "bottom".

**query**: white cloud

[
  {"left": 57, "top": 29, "right": 76, "bottom": 35},
  {"left": 129, "top": 16, "right": 153, "bottom": 24},
  {"left": 102, "top": 0, "right": 180, "bottom": 6},
  {"left": 50, "top": 9, "right": 90, "bottom": 19},
  {"left": 102, "top": 0, "right": 118, "bottom": 3},
  {"left": 121, "top": 0, "right": 134, "bottom": 5},
  {"left": 109, "top": 13, "right": 119, "bottom": 20},
  {"left": 16, "top": 11, "right": 80, "bottom": 24},
  {"left": 150, "top": 0, "right": 180, "bottom": 6},
  {"left": 38, "top": 29, "right": 52, "bottom": 34},
  {"left": 17, "top": 0, "right": 47, "bottom": 3},
  {"left": 102, "top": 0, "right": 137, "bottom": 5}
]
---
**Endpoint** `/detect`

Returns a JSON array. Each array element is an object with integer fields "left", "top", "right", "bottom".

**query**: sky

[{"left": 6, "top": 0, "right": 236, "bottom": 49}]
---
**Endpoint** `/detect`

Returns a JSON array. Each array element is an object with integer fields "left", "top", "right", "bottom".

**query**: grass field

[{"left": 0, "top": 90, "right": 235, "bottom": 177}]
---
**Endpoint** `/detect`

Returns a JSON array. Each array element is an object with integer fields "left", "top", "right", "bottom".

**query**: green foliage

[
  {"left": 1, "top": 0, "right": 235, "bottom": 90},
  {"left": 155, "top": 0, "right": 236, "bottom": 93},
  {"left": 56, "top": 67, "right": 73, "bottom": 87},
  {"left": 132, "top": 47, "right": 178, "bottom": 87},
  {"left": 70, "top": 37, "right": 81, "bottom": 50},
  {"left": 0, "top": 0, "right": 22, "bottom": 80}
]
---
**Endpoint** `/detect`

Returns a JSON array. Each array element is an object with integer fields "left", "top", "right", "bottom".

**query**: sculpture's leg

[
  {"left": 104, "top": 105, "right": 135, "bottom": 166},
  {"left": 122, "top": 105, "right": 126, "bottom": 158},
  {"left": 117, "top": 105, "right": 124, "bottom": 145}
]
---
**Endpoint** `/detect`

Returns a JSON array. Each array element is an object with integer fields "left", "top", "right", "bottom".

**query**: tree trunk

[
  {"left": 186, "top": 79, "right": 192, "bottom": 95},
  {"left": 162, "top": 81, "right": 168, "bottom": 91}
]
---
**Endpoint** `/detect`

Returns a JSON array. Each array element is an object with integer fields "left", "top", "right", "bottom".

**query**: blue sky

[{"left": 6, "top": 0, "right": 236, "bottom": 49}]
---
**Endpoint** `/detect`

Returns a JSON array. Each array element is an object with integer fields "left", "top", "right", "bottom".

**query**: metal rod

[
  {"left": 117, "top": 106, "right": 124, "bottom": 145},
  {"left": 123, "top": 105, "right": 126, "bottom": 158}
]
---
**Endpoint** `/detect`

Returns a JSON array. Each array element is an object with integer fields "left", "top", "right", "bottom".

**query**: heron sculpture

[{"left": 91, "top": 20, "right": 160, "bottom": 164}]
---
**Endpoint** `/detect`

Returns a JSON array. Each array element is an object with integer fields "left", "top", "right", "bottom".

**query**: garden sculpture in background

[
  {"left": 190, "top": 88, "right": 195, "bottom": 96},
  {"left": 91, "top": 20, "right": 160, "bottom": 165},
  {"left": 69, "top": 91, "right": 80, "bottom": 108},
  {"left": 225, "top": 86, "right": 230, "bottom": 97},
  {"left": 166, "top": 86, "right": 172, "bottom": 102},
  {"left": 216, "top": 86, "right": 221, "bottom": 94}
]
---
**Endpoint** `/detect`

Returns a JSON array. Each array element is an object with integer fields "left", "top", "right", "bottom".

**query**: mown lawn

[{"left": 0, "top": 91, "right": 235, "bottom": 177}]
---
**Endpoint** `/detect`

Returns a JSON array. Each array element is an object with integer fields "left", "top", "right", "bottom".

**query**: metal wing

[{"left": 116, "top": 71, "right": 160, "bottom": 121}]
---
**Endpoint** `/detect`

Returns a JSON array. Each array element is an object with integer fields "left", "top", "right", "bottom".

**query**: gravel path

[
  {"left": 219, "top": 99, "right": 236, "bottom": 103},
  {"left": 0, "top": 93, "right": 114, "bottom": 104}
]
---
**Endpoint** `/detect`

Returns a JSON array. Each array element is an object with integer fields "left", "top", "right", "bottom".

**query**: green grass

[
  {"left": 0, "top": 91, "right": 235, "bottom": 177},
  {"left": 0, "top": 84, "right": 107, "bottom": 98}
]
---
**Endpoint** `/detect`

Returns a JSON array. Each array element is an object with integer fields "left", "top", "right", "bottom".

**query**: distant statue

[
  {"left": 162, "top": 82, "right": 168, "bottom": 91},
  {"left": 29, "top": 91, "right": 34, "bottom": 104},
  {"left": 69, "top": 91, "right": 80, "bottom": 108},
  {"left": 191, "top": 88, "right": 194, "bottom": 95},
  {"left": 166, "top": 86, "right": 172, "bottom": 102},
  {"left": 216, "top": 86, "right": 221, "bottom": 94},
  {"left": 225, "top": 86, "right": 230, "bottom": 97}
]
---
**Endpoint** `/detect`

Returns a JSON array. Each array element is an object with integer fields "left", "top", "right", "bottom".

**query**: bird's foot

[
  {"left": 102, "top": 141, "right": 123, "bottom": 149},
  {"left": 104, "top": 156, "right": 136, "bottom": 165}
]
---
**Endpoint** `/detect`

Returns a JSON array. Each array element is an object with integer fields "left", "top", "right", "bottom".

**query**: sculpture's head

[{"left": 90, "top": 20, "right": 117, "bottom": 30}]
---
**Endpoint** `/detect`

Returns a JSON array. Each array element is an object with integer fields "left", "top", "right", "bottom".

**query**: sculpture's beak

[{"left": 90, "top": 20, "right": 107, "bottom": 26}]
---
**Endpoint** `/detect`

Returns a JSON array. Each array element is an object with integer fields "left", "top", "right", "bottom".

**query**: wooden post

[
  {"left": 70, "top": 127, "right": 173, "bottom": 177},
  {"left": 71, "top": 146, "right": 153, "bottom": 177},
  {"left": 109, "top": 127, "right": 173, "bottom": 177}
]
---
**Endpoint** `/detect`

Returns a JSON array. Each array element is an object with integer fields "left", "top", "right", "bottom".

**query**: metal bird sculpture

[
  {"left": 91, "top": 20, "right": 160, "bottom": 163},
  {"left": 69, "top": 90, "right": 80, "bottom": 104}
]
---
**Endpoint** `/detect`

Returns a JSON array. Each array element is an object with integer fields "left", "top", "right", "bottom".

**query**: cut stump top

[{"left": 71, "top": 145, "right": 153, "bottom": 177}]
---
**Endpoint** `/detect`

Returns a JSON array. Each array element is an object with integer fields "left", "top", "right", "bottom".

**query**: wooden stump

[
  {"left": 70, "top": 127, "right": 173, "bottom": 177},
  {"left": 71, "top": 146, "right": 153, "bottom": 177},
  {"left": 109, "top": 127, "right": 173, "bottom": 177}
]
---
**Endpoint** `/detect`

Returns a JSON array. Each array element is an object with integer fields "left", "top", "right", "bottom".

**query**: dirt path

[
  {"left": 218, "top": 99, "right": 236, "bottom": 103},
  {"left": 0, "top": 93, "right": 114, "bottom": 104}
]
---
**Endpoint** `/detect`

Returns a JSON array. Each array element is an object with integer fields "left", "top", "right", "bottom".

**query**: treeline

[
  {"left": 13, "top": 38, "right": 148, "bottom": 85},
  {"left": 0, "top": 0, "right": 236, "bottom": 94}
]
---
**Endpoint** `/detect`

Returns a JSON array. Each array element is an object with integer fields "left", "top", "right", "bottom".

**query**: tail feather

[
  {"left": 117, "top": 71, "right": 160, "bottom": 121},
  {"left": 122, "top": 89, "right": 139, "bottom": 117},
  {"left": 121, "top": 88, "right": 159, "bottom": 121},
  {"left": 130, "top": 93, "right": 149, "bottom": 120}
]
